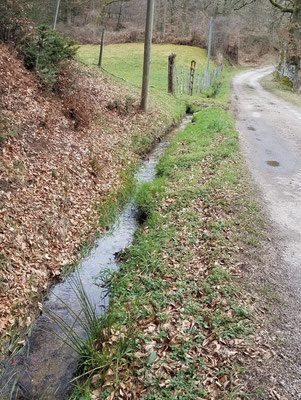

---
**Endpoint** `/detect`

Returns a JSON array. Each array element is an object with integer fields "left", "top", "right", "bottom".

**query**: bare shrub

[{"left": 0, "top": 0, "right": 31, "bottom": 44}]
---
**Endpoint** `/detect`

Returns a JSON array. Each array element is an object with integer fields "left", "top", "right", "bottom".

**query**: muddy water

[{"left": 1, "top": 116, "right": 192, "bottom": 400}]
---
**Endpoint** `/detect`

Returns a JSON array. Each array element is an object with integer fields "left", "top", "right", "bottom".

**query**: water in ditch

[{"left": 0, "top": 115, "right": 192, "bottom": 400}]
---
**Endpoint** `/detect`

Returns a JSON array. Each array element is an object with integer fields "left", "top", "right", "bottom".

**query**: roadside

[
  {"left": 261, "top": 72, "right": 301, "bottom": 109},
  {"left": 71, "top": 68, "right": 269, "bottom": 400},
  {"left": 233, "top": 67, "right": 301, "bottom": 399}
]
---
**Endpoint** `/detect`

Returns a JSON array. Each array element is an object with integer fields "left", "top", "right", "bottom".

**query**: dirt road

[{"left": 233, "top": 67, "right": 301, "bottom": 398}]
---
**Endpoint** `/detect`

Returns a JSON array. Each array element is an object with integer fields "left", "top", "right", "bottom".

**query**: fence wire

[{"left": 175, "top": 65, "right": 223, "bottom": 96}]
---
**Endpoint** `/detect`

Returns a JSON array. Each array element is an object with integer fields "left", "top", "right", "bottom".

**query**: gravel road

[{"left": 233, "top": 67, "right": 301, "bottom": 399}]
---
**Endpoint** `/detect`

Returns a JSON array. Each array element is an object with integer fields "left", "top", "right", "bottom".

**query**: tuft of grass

[{"left": 45, "top": 273, "right": 103, "bottom": 356}]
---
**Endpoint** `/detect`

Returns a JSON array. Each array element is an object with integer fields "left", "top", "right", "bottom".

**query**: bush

[{"left": 22, "top": 25, "right": 78, "bottom": 89}]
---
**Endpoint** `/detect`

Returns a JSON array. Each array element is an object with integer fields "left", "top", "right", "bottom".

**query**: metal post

[
  {"left": 140, "top": 0, "right": 155, "bottom": 112},
  {"left": 98, "top": 28, "right": 106, "bottom": 68},
  {"left": 206, "top": 16, "right": 214, "bottom": 74},
  {"left": 53, "top": 0, "right": 61, "bottom": 30}
]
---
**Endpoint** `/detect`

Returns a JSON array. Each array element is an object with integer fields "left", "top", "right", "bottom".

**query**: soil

[{"left": 233, "top": 67, "right": 301, "bottom": 399}]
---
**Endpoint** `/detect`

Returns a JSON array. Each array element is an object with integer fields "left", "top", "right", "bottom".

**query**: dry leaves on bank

[{"left": 0, "top": 43, "right": 166, "bottom": 335}]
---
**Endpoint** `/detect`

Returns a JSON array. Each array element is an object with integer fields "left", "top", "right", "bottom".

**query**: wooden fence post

[
  {"left": 189, "top": 60, "right": 196, "bottom": 95},
  {"left": 168, "top": 53, "right": 176, "bottom": 95}
]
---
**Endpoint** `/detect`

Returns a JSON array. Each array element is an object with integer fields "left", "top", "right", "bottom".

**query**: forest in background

[{"left": 27, "top": 0, "right": 287, "bottom": 63}]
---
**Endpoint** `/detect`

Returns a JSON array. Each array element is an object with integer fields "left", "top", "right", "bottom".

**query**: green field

[{"left": 78, "top": 43, "right": 213, "bottom": 90}]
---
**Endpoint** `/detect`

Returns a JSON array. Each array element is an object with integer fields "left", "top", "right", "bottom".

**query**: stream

[{"left": 0, "top": 115, "right": 192, "bottom": 400}]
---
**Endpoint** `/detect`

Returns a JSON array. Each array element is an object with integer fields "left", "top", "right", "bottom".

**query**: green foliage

[
  {"left": 22, "top": 25, "right": 78, "bottom": 89},
  {"left": 280, "top": 75, "right": 293, "bottom": 88}
]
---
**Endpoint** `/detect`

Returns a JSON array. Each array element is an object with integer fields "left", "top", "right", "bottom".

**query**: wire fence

[{"left": 175, "top": 64, "right": 223, "bottom": 96}]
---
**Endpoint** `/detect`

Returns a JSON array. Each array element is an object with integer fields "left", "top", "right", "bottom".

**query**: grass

[
  {"left": 2, "top": 43, "right": 253, "bottom": 400},
  {"left": 77, "top": 43, "right": 213, "bottom": 90},
  {"left": 70, "top": 63, "right": 261, "bottom": 399},
  {"left": 261, "top": 73, "right": 301, "bottom": 108},
  {"left": 77, "top": 43, "right": 219, "bottom": 118}
]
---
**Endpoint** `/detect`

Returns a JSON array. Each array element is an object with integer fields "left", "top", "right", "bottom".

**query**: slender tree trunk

[
  {"left": 116, "top": 1, "right": 123, "bottom": 31},
  {"left": 140, "top": 0, "right": 155, "bottom": 111},
  {"left": 156, "top": 0, "right": 162, "bottom": 32},
  {"left": 163, "top": 0, "right": 167, "bottom": 36},
  {"left": 183, "top": 0, "right": 190, "bottom": 36},
  {"left": 170, "top": 0, "right": 175, "bottom": 25},
  {"left": 291, "top": 0, "right": 301, "bottom": 90},
  {"left": 67, "top": 6, "right": 72, "bottom": 25},
  {"left": 278, "top": 0, "right": 301, "bottom": 90}
]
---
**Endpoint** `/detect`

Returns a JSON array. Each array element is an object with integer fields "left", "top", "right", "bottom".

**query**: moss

[
  {"left": 280, "top": 48, "right": 285, "bottom": 62},
  {"left": 274, "top": 70, "right": 280, "bottom": 81},
  {"left": 280, "top": 75, "right": 294, "bottom": 88}
]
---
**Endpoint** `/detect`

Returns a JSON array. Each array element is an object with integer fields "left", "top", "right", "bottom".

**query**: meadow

[{"left": 77, "top": 43, "right": 213, "bottom": 90}]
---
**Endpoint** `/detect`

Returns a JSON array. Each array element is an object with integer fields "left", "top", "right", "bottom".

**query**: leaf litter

[{"left": 0, "top": 43, "right": 173, "bottom": 337}]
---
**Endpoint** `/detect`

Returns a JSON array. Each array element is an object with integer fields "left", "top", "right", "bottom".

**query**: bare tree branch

[
  {"left": 268, "top": 0, "right": 293, "bottom": 13},
  {"left": 233, "top": 0, "right": 257, "bottom": 11},
  {"left": 105, "top": 0, "right": 131, "bottom": 5}
]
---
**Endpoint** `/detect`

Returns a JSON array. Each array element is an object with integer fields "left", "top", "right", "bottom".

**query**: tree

[{"left": 268, "top": 0, "right": 301, "bottom": 90}]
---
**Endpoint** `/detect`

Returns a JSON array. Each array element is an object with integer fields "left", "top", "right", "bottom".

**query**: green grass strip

[{"left": 71, "top": 66, "right": 262, "bottom": 400}]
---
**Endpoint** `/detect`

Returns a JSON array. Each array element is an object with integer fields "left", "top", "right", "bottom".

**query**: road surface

[{"left": 233, "top": 67, "right": 301, "bottom": 398}]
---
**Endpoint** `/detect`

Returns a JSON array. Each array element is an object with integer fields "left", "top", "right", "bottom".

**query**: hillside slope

[{"left": 0, "top": 43, "right": 184, "bottom": 334}]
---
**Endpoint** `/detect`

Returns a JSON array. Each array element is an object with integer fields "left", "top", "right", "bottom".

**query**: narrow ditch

[{"left": 0, "top": 115, "right": 193, "bottom": 400}]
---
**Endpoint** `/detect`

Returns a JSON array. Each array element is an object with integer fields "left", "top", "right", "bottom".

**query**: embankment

[{"left": 0, "top": 43, "right": 185, "bottom": 334}]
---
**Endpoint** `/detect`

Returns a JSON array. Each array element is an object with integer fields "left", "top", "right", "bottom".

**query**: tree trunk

[
  {"left": 183, "top": 0, "right": 190, "bottom": 36},
  {"left": 163, "top": 0, "right": 167, "bottom": 36},
  {"left": 116, "top": 2, "right": 123, "bottom": 31},
  {"left": 66, "top": 5, "right": 72, "bottom": 25},
  {"left": 278, "top": 0, "right": 301, "bottom": 91},
  {"left": 156, "top": 0, "right": 162, "bottom": 32}
]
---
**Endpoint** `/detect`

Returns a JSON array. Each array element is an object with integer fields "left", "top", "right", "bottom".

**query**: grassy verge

[
  {"left": 261, "top": 73, "right": 301, "bottom": 108},
  {"left": 71, "top": 65, "right": 262, "bottom": 399}
]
